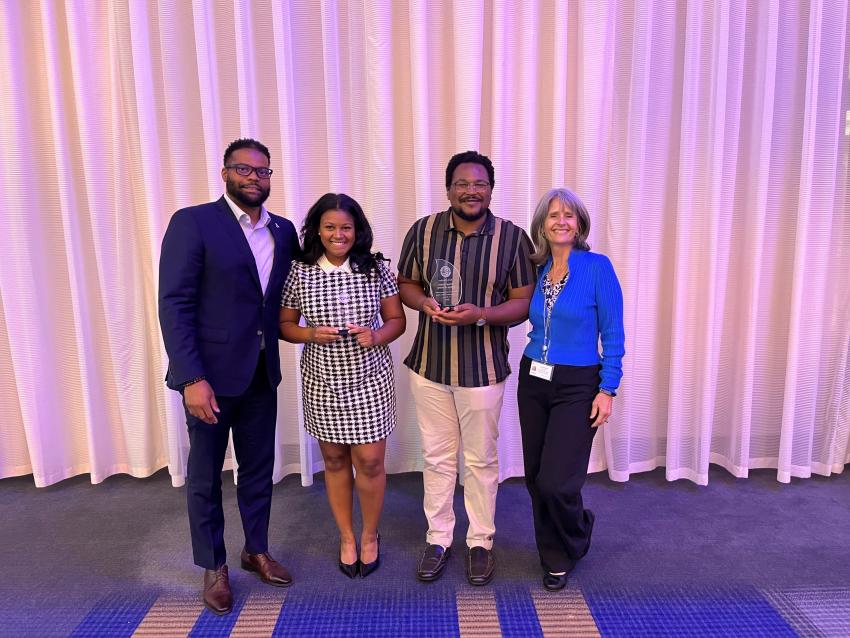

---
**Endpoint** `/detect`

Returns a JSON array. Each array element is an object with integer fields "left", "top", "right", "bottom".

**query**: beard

[
  {"left": 451, "top": 199, "right": 488, "bottom": 222},
  {"left": 226, "top": 178, "right": 270, "bottom": 208}
]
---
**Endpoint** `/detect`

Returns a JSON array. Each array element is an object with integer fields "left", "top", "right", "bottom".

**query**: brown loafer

[
  {"left": 416, "top": 544, "right": 450, "bottom": 582},
  {"left": 240, "top": 549, "right": 293, "bottom": 587},
  {"left": 466, "top": 546, "right": 495, "bottom": 586},
  {"left": 203, "top": 565, "right": 233, "bottom": 615}
]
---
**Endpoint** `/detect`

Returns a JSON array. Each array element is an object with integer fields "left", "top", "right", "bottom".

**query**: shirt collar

[
  {"left": 318, "top": 254, "right": 353, "bottom": 273},
  {"left": 223, "top": 192, "right": 270, "bottom": 229},
  {"left": 444, "top": 208, "right": 495, "bottom": 236}
]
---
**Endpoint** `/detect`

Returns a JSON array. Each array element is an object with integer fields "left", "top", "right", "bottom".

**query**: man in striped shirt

[{"left": 398, "top": 151, "right": 536, "bottom": 585}]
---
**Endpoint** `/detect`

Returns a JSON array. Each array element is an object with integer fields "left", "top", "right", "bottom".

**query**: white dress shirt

[
  {"left": 224, "top": 193, "right": 275, "bottom": 348},
  {"left": 223, "top": 193, "right": 275, "bottom": 294}
]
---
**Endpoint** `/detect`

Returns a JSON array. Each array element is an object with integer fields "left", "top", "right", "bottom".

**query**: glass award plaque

[
  {"left": 337, "top": 290, "right": 351, "bottom": 337},
  {"left": 429, "top": 259, "right": 463, "bottom": 310}
]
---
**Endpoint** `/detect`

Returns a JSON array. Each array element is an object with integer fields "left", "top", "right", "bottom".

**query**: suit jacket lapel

[{"left": 215, "top": 196, "right": 262, "bottom": 294}]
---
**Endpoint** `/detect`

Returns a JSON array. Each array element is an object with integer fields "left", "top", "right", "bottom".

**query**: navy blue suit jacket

[{"left": 158, "top": 197, "right": 299, "bottom": 396}]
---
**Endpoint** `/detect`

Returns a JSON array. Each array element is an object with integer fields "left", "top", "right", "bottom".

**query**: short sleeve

[
  {"left": 397, "top": 221, "right": 422, "bottom": 281},
  {"left": 509, "top": 228, "right": 537, "bottom": 289},
  {"left": 378, "top": 261, "right": 400, "bottom": 298},
  {"left": 280, "top": 262, "right": 301, "bottom": 309}
]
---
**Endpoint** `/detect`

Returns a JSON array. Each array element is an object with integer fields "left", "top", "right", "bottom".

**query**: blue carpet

[
  {"left": 585, "top": 586, "right": 799, "bottom": 637},
  {"left": 188, "top": 593, "right": 249, "bottom": 637},
  {"left": 2, "top": 468, "right": 848, "bottom": 637},
  {"left": 272, "top": 586, "right": 458, "bottom": 637},
  {"left": 495, "top": 586, "right": 544, "bottom": 637},
  {"left": 68, "top": 592, "right": 156, "bottom": 637},
  {"left": 64, "top": 584, "right": 846, "bottom": 637}
]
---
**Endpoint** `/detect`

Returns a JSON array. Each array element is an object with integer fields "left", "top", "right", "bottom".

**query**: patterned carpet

[
  {"left": 4, "top": 468, "right": 849, "bottom": 638},
  {"left": 67, "top": 583, "right": 850, "bottom": 637}
]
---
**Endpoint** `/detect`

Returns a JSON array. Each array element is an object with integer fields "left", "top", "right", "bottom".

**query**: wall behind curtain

[{"left": 1, "top": 0, "right": 848, "bottom": 488}]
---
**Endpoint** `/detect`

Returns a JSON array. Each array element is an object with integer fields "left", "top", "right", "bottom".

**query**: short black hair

[
  {"left": 445, "top": 150, "right": 495, "bottom": 190},
  {"left": 223, "top": 138, "right": 271, "bottom": 166},
  {"left": 300, "top": 193, "right": 382, "bottom": 274}
]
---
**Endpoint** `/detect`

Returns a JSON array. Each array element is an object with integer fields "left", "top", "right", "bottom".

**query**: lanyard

[{"left": 541, "top": 269, "right": 569, "bottom": 364}]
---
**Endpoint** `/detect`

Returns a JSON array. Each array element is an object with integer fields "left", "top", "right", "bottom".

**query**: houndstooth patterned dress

[{"left": 280, "top": 259, "right": 398, "bottom": 444}]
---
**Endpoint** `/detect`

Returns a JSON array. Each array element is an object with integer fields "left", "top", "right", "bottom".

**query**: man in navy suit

[{"left": 159, "top": 138, "right": 299, "bottom": 614}]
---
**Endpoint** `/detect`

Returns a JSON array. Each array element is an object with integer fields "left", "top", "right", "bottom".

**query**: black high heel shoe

[
  {"left": 338, "top": 541, "right": 359, "bottom": 579},
  {"left": 359, "top": 533, "right": 381, "bottom": 578}
]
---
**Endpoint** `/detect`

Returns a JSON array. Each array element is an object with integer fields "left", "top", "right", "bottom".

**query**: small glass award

[
  {"left": 429, "top": 259, "right": 463, "bottom": 310},
  {"left": 337, "top": 290, "right": 351, "bottom": 337}
]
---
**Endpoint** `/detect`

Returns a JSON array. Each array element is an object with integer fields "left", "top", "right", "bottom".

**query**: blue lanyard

[{"left": 541, "top": 269, "right": 569, "bottom": 364}]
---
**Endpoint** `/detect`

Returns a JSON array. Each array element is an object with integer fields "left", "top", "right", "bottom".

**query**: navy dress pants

[
  {"left": 517, "top": 356, "right": 599, "bottom": 573},
  {"left": 184, "top": 352, "right": 277, "bottom": 569}
]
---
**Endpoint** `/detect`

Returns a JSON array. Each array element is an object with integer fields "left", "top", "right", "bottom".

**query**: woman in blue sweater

[{"left": 517, "top": 188, "right": 624, "bottom": 591}]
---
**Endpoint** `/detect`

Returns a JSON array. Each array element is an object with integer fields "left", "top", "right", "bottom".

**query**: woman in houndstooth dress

[{"left": 279, "top": 193, "right": 406, "bottom": 579}]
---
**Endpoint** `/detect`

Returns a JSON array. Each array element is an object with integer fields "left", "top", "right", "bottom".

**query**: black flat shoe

[
  {"left": 359, "top": 533, "right": 381, "bottom": 578},
  {"left": 339, "top": 541, "right": 359, "bottom": 579},
  {"left": 543, "top": 571, "right": 568, "bottom": 591}
]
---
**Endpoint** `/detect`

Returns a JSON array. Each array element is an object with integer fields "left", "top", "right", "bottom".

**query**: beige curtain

[{"left": 1, "top": 0, "right": 848, "bottom": 488}]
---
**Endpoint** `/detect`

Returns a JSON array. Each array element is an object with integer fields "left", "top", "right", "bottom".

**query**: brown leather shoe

[
  {"left": 416, "top": 544, "right": 450, "bottom": 582},
  {"left": 202, "top": 565, "right": 233, "bottom": 615},
  {"left": 240, "top": 549, "right": 293, "bottom": 587},
  {"left": 466, "top": 546, "right": 495, "bottom": 586}
]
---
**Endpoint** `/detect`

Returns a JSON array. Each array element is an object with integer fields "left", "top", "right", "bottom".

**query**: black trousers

[
  {"left": 184, "top": 352, "right": 277, "bottom": 569},
  {"left": 516, "top": 356, "right": 599, "bottom": 572}
]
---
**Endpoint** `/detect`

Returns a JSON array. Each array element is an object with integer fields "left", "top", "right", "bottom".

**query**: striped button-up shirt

[{"left": 398, "top": 209, "right": 536, "bottom": 387}]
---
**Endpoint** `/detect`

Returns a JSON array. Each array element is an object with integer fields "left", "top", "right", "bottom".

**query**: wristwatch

[
  {"left": 599, "top": 388, "right": 617, "bottom": 397},
  {"left": 475, "top": 308, "right": 487, "bottom": 327}
]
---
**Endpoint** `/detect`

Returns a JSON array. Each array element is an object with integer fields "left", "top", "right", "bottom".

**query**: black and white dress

[{"left": 280, "top": 257, "right": 398, "bottom": 444}]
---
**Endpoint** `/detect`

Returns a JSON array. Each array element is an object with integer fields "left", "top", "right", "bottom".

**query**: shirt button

[{"left": 256, "top": 330, "right": 263, "bottom": 336}]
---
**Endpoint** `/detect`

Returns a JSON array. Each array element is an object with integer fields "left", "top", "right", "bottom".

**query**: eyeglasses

[
  {"left": 225, "top": 164, "right": 273, "bottom": 179},
  {"left": 452, "top": 180, "right": 491, "bottom": 192}
]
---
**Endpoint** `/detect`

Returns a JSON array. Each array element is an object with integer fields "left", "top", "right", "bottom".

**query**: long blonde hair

[{"left": 529, "top": 188, "right": 591, "bottom": 265}]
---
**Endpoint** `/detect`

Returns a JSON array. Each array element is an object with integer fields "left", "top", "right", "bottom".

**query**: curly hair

[
  {"left": 223, "top": 138, "right": 270, "bottom": 165},
  {"left": 300, "top": 193, "right": 383, "bottom": 274},
  {"left": 445, "top": 150, "right": 495, "bottom": 190}
]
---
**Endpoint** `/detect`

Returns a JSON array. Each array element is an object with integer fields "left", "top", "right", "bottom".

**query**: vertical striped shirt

[{"left": 398, "top": 209, "right": 536, "bottom": 387}]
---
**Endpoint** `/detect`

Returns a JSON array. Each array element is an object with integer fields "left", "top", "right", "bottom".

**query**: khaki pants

[{"left": 409, "top": 370, "right": 506, "bottom": 549}]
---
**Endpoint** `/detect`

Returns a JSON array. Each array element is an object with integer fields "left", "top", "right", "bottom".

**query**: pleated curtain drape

[{"left": 0, "top": 0, "right": 848, "bottom": 488}]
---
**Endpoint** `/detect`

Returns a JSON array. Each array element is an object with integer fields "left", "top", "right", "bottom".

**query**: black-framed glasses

[
  {"left": 225, "top": 164, "right": 273, "bottom": 179},
  {"left": 452, "top": 180, "right": 490, "bottom": 192}
]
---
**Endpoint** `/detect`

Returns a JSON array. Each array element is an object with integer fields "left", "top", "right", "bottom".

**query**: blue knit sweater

[{"left": 523, "top": 249, "right": 625, "bottom": 392}]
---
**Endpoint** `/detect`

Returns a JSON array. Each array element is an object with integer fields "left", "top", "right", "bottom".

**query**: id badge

[{"left": 529, "top": 360, "right": 554, "bottom": 381}]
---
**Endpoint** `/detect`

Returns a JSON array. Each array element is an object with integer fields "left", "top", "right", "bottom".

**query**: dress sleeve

[
  {"left": 280, "top": 262, "right": 302, "bottom": 310},
  {"left": 595, "top": 255, "right": 625, "bottom": 392},
  {"left": 378, "top": 261, "right": 400, "bottom": 298}
]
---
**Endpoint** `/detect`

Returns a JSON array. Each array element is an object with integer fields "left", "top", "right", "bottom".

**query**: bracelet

[
  {"left": 182, "top": 376, "right": 206, "bottom": 388},
  {"left": 599, "top": 388, "right": 616, "bottom": 397}
]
